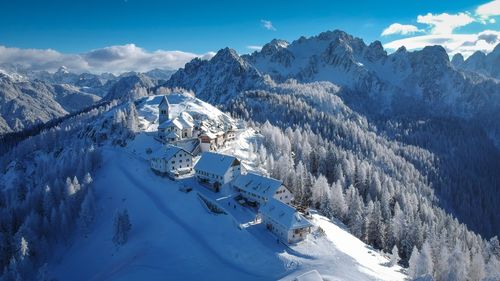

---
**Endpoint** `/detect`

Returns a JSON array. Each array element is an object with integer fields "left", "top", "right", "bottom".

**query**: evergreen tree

[
  {"left": 113, "top": 209, "right": 132, "bottom": 246},
  {"left": 389, "top": 245, "right": 400, "bottom": 267},
  {"left": 447, "top": 245, "right": 467, "bottom": 281},
  {"left": 408, "top": 246, "right": 420, "bottom": 279}
]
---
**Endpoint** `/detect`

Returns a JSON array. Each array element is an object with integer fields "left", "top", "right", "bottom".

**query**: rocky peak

[
  {"left": 364, "top": 41, "right": 387, "bottom": 62},
  {"left": 451, "top": 53, "right": 465, "bottom": 68},
  {"left": 410, "top": 45, "right": 450, "bottom": 70},
  {"left": 211, "top": 47, "right": 242, "bottom": 63},
  {"left": 56, "top": 66, "right": 70, "bottom": 74},
  {"left": 260, "top": 39, "right": 290, "bottom": 56}
]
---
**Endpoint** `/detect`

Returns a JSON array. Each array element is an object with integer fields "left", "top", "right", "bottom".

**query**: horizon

[{"left": 1, "top": 0, "right": 499, "bottom": 74}]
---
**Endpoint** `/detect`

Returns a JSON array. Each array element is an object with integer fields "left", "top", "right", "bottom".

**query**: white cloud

[
  {"left": 381, "top": 23, "right": 424, "bottom": 36},
  {"left": 0, "top": 44, "right": 214, "bottom": 74},
  {"left": 260, "top": 19, "right": 276, "bottom": 31},
  {"left": 247, "top": 45, "right": 262, "bottom": 51},
  {"left": 417, "top": 12, "right": 475, "bottom": 34},
  {"left": 384, "top": 30, "right": 500, "bottom": 58},
  {"left": 476, "top": 0, "right": 500, "bottom": 19}
]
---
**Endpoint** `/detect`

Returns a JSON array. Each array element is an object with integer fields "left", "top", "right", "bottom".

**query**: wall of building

[{"left": 273, "top": 186, "right": 294, "bottom": 205}]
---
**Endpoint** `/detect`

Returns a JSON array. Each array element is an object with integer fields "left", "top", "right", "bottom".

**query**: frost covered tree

[
  {"left": 468, "top": 250, "right": 485, "bottom": 281},
  {"left": 447, "top": 245, "right": 467, "bottom": 281},
  {"left": 419, "top": 240, "right": 434, "bottom": 277},
  {"left": 113, "top": 209, "right": 132, "bottom": 246},
  {"left": 330, "top": 181, "right": 347, "bottom": 219},
  {"left": 408, "top": 246, "right": 420, "bottom": 279},
  {"left": 389, "top": 245, "right": 400, "bottom": 266}
]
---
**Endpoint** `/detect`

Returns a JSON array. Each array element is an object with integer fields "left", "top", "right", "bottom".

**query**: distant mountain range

[
  {"left": 0, "top": 66, "right": 175, "bottom": 134},
  {"left": 167, "top": 30, "right": 500, "bottom": 144}
]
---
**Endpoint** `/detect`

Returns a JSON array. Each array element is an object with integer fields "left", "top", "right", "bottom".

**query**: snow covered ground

[{"left": 48, "top": 92, "right": 407, "bottom": 281}]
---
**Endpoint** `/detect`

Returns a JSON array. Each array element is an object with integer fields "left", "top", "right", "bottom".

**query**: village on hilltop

[{"left": 148, "top": 94, "right": 313, "bottom": 244}]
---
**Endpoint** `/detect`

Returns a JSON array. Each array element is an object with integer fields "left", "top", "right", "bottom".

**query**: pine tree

[
  {"left": 330, "top": 181, "right": 347, "bottom": 220},
  {"left": 485, "top": 255, "right": 500, "bottom": 281},
  {"left": 408, "top": 246, "right": 420, "bottom": 279},
  {"left": 435, "top": 244, "right": 450, "bottom": 281},
  {"left": 447, "top": 245, "right": 467, "bottom": 281},
  {"left": 113, "top": 209, "right": 132, "bottom": 246},
  {"left": 468, "top": 250, "right": 485, "bottom": 281},
  {"left": 419, "top": 240, "right": 434, "bottom": 277},
  {"left": 389, "top": 245, "right": 400, "bottom": 266}
]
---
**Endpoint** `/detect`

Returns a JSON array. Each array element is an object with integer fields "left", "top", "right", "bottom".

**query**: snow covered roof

[
  {"left": 158, "top": 113, "right": 193, "bottom": 130},
  {"left": 200, "top": 131, "right": 217, "bottom": 139},
  {"left": 158, "top": 118, "right": 182, "bottom": 129},
  {"left": 151, "top": 145, "right": 192, "bottom": 160},
  {"left": 177, "top": 114, "right": 194, "bottom": 129},
  {"left": 259, "top": 198, "right": 313, "bottom": 230},
  {"left": 194, "top": 152, "right": 240, "bottom": 177},
  {"left": 233, "top": 173, "right": 283, "bottom": 198},
  {"left": 166, "top": 131, "right": 179, "bottom": 138}
]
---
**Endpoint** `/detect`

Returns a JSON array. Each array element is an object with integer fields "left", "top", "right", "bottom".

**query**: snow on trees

[{"left": 389, "top": 245, "right": 400, "bottom": 267}]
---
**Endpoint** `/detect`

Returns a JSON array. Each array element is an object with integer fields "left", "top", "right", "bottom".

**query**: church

[{"left": 157, "top": 96, "right": 194, "bottom": 142}]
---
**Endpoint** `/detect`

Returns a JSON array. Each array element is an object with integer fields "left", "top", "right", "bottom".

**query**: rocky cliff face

[{"left": 166, "top": 48, "right": 265, "bottom": 104}]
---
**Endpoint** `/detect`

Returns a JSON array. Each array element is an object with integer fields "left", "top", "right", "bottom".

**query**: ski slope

[{"left": 48, "top": 92, "right": 407, "bottom": 281}]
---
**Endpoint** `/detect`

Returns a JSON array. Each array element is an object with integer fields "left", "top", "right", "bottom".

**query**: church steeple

[{"left": 158, "top": 95, "right": 170, "bottom": 124}]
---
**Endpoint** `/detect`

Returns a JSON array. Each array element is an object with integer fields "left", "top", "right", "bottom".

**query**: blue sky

[{"left": 0, "top": 0, "right": 499, "bottom": 73}]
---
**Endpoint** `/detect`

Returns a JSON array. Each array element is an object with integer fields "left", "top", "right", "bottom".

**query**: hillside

[
  {"left": 166, "top": 31, "right": 500, "bottom": 241},
  {"left": 47, "top": 93, "right": 406, "bottom": 280}
]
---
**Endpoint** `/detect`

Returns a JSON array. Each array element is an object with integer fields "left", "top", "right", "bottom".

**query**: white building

[
  {"left": 259, "top": 198, "right": 313, "bottom": 244},
  {"left": 150, "top": 145, "right": 194, "bottom": 177},
  {"left": 199, "top": 132, "right": 217, "bottom": 152},
  {"left": 157, "top": 95, "right": 194, "bottom": 142},
  {"left": 233, "top": 173, "right": 294, "bottom": 205},
  {"left": 224, "top": 129, "right": 236, "bottom": 142},
  {"left": 194, "top": 152, "right": 241, "bottom": 192}
]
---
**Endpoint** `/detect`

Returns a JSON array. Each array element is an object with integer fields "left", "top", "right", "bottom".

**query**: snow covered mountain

[
  {"left": 167, "top": 30, "right": 500, "bottom": 144},
  {"left": 452, "top": 44, "right": 500, "bottom": 80},
  {"left": 243, "top": 30, "right": 500, "bottom": 123},
  {"left": 0, "top": 72, "right": 101, "bottom": 133},
  {"left": 165, "top": 48, "right": 265, "bottom": 104},
  {"left": 104, "top": 73, "right": 156, "bottom": 101},
  {"left": 0, "top": 66, "right": 173, "bottom": 134}
]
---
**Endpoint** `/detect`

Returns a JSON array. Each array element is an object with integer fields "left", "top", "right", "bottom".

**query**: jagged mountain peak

[
  {"left": 260, "top": 39, "right": 290, "bottom": 55},
  {"left": 56, "top": 65, "right": 70, "bottom": 74},
  {"left": 212, "top": 47, "right": 241, "bottom": 62},
  {"left": 316, "top": 29, "right": 355, "bottom": 42},
  {"left": 410, "top": 45, "right": 450, "bottom": 68},
  {"left": 451, "top": 53, "right": 465, "bottom": 68},
  {"left": 165, "top": 46, "right": 264, "bottom": 104},
  {"left": 364, "top": 40, "right": 387, "bottom": 62},
  {"left": 395, "top": 46, "right": 407, "bottom": 53}
]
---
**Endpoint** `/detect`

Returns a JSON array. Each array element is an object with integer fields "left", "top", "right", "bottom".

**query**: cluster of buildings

[
  {"left": 150, "top": 95, "right": 312, "bottom": 244},
  {"left": 156, "top": 96, "right": 236, "bottom": 151}
]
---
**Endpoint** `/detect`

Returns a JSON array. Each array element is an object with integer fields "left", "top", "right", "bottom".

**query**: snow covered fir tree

[{"left": 1, "top": 1, "right": 500, "bottom": 280}]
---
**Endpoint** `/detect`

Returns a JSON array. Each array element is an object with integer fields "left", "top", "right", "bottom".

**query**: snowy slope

[{"left": 45, "top": 93, "right": 405, "bottom": 280}]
